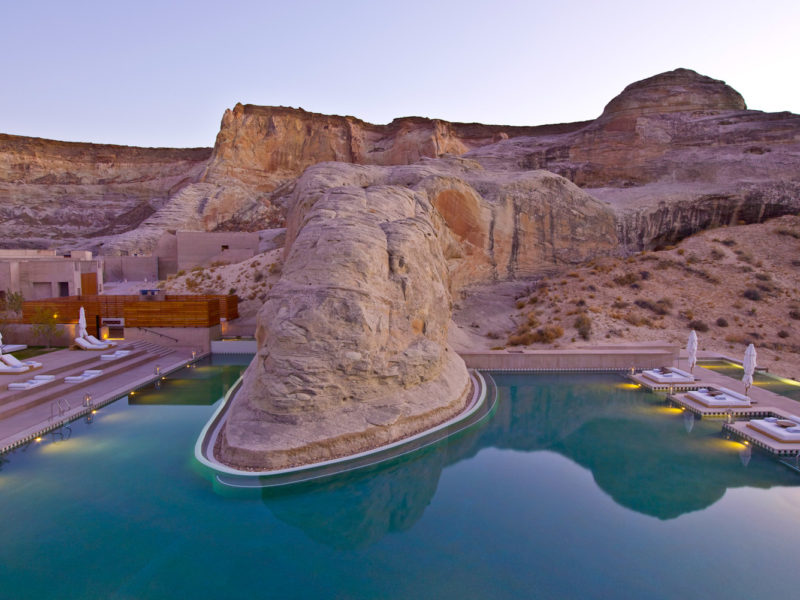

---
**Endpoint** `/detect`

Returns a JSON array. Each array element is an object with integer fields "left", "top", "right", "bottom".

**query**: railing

[
  {"left": 50, "top": 398, "right": 71, "bottom": 422},
  {"left": 138, "top": 327, "right": 179, "bottom": 343}
]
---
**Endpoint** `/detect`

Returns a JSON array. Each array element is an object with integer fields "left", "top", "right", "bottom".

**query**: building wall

[
  {"left": 0, "top": 256, "right": 102, "bottom": 298},
  {"left": 104, "top": 256, "right": 159, "bottom": 282},
  {"left": 175, "top": 231, "right": 259, "bottom": 272}
]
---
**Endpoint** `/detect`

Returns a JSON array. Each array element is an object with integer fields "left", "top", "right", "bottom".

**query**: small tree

[
  {"left": 4, "top": 291, "right": 24, "bottom": 314},
  {"left": 31, "top": 307, "right": 58, "bottom": 348}
]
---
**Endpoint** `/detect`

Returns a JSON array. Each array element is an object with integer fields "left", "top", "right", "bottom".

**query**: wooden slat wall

[
  {"left": 80, "top": 272, "right": 98, "bottom": 295},
  {"left": 124, "top": 299, "right": 220, "bottom": 328},
  {"left": 21, "top": 294, "right": 235, "bottom": 327}
]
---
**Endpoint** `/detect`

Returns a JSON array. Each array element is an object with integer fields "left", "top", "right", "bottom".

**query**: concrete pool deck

[{"left": 0, "top": 342, "right": 198, "bottom": 452}]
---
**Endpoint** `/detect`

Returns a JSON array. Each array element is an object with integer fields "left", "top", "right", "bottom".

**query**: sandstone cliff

[
  {"left": 0, "top": 134, "right": 211, "bottom": 247},
  {"left": 469, "top": 69, "right": 800, "bottom": 249},
  {"left": 218, "top": 157, "right": 618, "bottom": 469}
]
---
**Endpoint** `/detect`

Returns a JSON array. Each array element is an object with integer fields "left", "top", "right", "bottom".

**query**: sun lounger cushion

[
  {"left": 0, "top": 364, "right": 28, "bottom": 374},
  {"left": 686, "top": 386, "right": 751, "bottom": 407},
  {"left": 87, "top": 335, "right": 115, "bottom": 347},
  {"left": 748, "top": 419, "right": 800, "bottom": 442},
  {"left": 75, "top": 337, "right": 107, "bottom": 350},
  {"left": 642, "top": 367, "right": 695, "bottom": 384}
]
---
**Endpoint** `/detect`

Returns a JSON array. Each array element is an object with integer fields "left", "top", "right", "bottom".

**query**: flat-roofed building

[{"left": 0, "top": 249, "right": 102, "bottom": 302}]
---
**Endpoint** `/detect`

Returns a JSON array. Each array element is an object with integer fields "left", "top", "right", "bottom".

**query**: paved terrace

[{"left": 0, "top": 342, "right": 197, "bottom": 451}]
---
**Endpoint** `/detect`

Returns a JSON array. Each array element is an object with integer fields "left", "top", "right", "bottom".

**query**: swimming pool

[
  {"left": 1, "top": 362, "right": 799, "bottom": 599},
  {"left": 699, "top": 359, "right": 800, "bottom": 402}
]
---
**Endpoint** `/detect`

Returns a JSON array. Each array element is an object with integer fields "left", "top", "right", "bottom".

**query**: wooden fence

[{"left": 21, "top": 294, "right": 238, "bottom": 328}]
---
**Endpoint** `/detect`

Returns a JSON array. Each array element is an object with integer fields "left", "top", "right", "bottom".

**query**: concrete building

[
  {"left": 0, "top": 249, "right": 102, "bottom": 302},
  {"left": 149, "top": 231, "right": 260, "bottom": 279}
]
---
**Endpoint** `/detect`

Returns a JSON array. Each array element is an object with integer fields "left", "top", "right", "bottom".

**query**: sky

[{"left": 2, "top": 0, "right": 799, "bottom": 148}]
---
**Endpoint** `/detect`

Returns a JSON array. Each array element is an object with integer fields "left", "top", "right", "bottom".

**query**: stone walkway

[{"left": 0, "top": 342, "right": 197, "bottom": 452}]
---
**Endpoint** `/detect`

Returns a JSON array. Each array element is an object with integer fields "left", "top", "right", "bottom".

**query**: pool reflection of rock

[
  {"left": 261, "top": 445, "right": 451, "bottom": 550},
  {"left": 259, "top": 373, "right": 800, "bottom": 546}
]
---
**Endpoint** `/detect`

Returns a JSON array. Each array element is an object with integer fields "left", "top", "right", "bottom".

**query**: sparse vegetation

[
  {"left": 688, "top": 320, "right": 709, "bottom": 332},
  {"left": 743, "top": 288, "right": 762, "bottom": 301},
  {"left": 716, "top": 317, "right": 729, "bottom": 327},
  {"left": 574, "top": 314, "right": 592, "bottom": 340}
]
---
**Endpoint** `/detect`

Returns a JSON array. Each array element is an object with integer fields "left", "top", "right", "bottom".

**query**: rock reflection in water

[{"left": 259, "top": 372, "right": 799, "bottom": 546}]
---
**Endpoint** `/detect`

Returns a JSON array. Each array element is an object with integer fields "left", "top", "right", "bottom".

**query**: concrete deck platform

[
  {"left": 0, "top": 343, "right": 199, "bottom": 452},
  {"left": 723, "top": 415, "right": 800, "bottom": 456}
]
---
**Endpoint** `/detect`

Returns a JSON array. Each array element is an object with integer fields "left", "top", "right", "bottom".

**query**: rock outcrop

[
  {"left": 217, "top": 157, "right": 618, "bottom": 469},
  {"left": 469, "top": 68, "right": 800, "bottom": 248}
]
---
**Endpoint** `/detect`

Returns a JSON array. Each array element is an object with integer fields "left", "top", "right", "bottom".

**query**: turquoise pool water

[
  {"left": 1, "top": 362, "right": 800, "bottom": 599},
  {"left": 699, "top": 359, "right": 800, "bottom": 402}
]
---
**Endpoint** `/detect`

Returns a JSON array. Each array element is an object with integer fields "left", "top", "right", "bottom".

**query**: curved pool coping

[{"left": 194, "top": 370, "right": 495, "bottom": 487}]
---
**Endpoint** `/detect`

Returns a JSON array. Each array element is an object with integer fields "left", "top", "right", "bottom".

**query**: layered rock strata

[
  {"left": 0, "top": 134, "right": 210, "bottom": 247},
  {"left": 218, "top": 159, "right": 618, "bottom": 469}
]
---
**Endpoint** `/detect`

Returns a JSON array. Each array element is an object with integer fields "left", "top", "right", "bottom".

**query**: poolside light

[
  {"left": 154, "top": 365, "right": 161, "bottom": 376},
  {"left": 192, "top": 349, "right": 197, "bottom": 360},
  {"left": 91, "top": 410, "right": 97, "bottom": 415},
  {"left": 35, "top": 437, "right": 42, "bottom": 443}
]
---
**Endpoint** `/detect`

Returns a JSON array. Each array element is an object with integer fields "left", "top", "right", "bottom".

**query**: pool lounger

[
  {"left": 747, "top": 416, "right": 800, "bottom": 443},
  {"left": 686, "top": 386, "right": 751, "bottom": 408},
  {"left": 87, "top": 335, "right": 115, "bottom": 348},
  {"left": 641, "top": 367, "right": 694, "bottom": 384},
  {"left": 1, "top": 354, "right": 41, "bottom": 370},
  {"left": 100, "top": 350, "right": 131, "bottom": 361},
  {"left": 74, "top": 337, "right": 109, "bottom": 351},
  {"left": 0, "top": 364, "right": 29, "bottom": 374},
  {"left": 8, "top": 375, "right": 55, "bottom": 391},
  {"left": 64, "top": 369, "right": 103, "bottom": 383}
]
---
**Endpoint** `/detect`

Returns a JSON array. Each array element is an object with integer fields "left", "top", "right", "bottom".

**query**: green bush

[{"left": 574, "top": 314, "right": 592, "bottom": 340}]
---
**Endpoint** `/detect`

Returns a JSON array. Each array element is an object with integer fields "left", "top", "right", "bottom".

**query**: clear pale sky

[{"left": 2, "top": 0, "right": 798, "bottom": 148}]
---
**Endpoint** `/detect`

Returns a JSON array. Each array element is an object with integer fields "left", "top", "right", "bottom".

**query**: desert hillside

[{"left": 452, "top": 215, "right": 800, "bottom": 375}]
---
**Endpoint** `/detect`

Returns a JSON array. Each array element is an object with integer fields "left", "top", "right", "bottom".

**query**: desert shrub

[
  {"left": 688, "top": 320, "right": 709, "bottom": 332},
  {"left": 526, "top": 313, "right": 539, "bottom": 327},
  {"left": 624, "top": 313, "right": 652, "bottom": 327},
  {"left": 676, "top": 248, "right": 685, "bottom": 255},
  {"left": 716, "top": 317, "right": 729, "bottom": 327},
  {"left": 720, "top": 239, "right": 736, "bottom": 246},
  {"left": 574, "top": 314, "right": 592, "bottom": 340},
  {"left": 634, "top": 298, "right": 671, "bottom": 315},
  {"left": 613, "top": 272, "right": 639, "bottom": 286},
  {"left": 486, "top": 331, "right": 500, "bottom": 340},
  {"left": 685, "top": 253, "right": 699, "bottom": 264},
  {"left": 268, "top": 262, "right": 281, "bottom": 274},
  {"left": 775, "top": 228, "right": 800, "bottom": 239},
  {"left": 533, "top": 325, "right": 564, "bottom": 343},
  {"left": 515, "top": 300, "right": 526, "bottom": 309},
  {"left": 228, "top": 287, "right": 236, "bottom": 295},
  {"left": 527, "top": 296, "right": 539, "bottom": 305},
  {"left": 742, "top": 288, "right": 762, "bottom": 301},
  {"left": 792, "top": 260, "right": 800, "bottom": 267},
  {"left": 611, "top": 300, "right": 629, "bottom": 309},
  {"left": 778, "top": 330, "right": 790, "bottom": 338},
  {"left": 709, "top": 248, "right": 724, "bottom": 260},
  {"left": 789, "top": 310, "right": 800, "bottom": 320},
  {"left": 639, "top": 270, "right": 651, "bottom": 280},
  {"left": 253, "top": 271, "right": 264, "bottom": 282},
  {"left": 755, "top": 272, "right": 771, "bottom": 281}
]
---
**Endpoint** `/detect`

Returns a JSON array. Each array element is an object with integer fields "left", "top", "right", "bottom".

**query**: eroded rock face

[
  {"left": 0, "top": 134, "right": 210, "bottom": 247},
  {"left": 469, "top": 68, "right": 800, "bottom": 247},
  {"left": 218, "top": 158, "right": 618, "bottom": 469}
]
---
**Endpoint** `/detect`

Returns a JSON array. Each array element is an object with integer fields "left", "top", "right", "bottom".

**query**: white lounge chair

[
  {"left": 100, "top": 350, "right": 131, "bottom": 361},
  {"left": 0, "top": 361, "right": 29, "bottom": 373},
  {"left": 0, "top": 344, "right": 27, "bottom": 353},
  {"left": 65, "top": 369, "right": 103, "bottom": 383},
  {"left": 75, "top": 337, "right": 108, "bottom": 350},
  {"left": 87, "top": 335, "right": 115, "bottom": 348},
  {"left": 1, "top": 354, "right": 41, "bottom": 370},
  {"left": 747, "top": 415, "right": 800, "bottom": 442},
  {"left": 7, "top": 375, "right": 55, "bottom": 391},
  {"left": 641, "top": 367, "right": 694, "bottom": 384},
  {"left": 686, "top": 386, "right": 751, "bottom": 408}
]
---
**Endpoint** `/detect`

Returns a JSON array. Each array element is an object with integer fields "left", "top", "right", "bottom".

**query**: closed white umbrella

[
  {"left": 0, "top": 330, "right": 3, "bottom": 355},
  {"left": 78, "top": 306, "right": 88, "bottom": 339},
  {"left": 687, "top": 330, "right": 698, "bottom": 373},
  {"left": 742, "top": 343, "right": 757, "bottom": 396}
]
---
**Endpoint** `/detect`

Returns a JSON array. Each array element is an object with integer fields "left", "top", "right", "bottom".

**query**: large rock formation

[
  {"left": 217, "top": 158, "right": 618, "bottom": 469},
  {"left": 470, "top": 68, "right": 800, "bottom": 248},
  {"left": 0, "top": 134, "right": 210, "bottom": 248}
]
